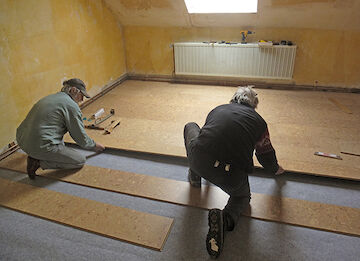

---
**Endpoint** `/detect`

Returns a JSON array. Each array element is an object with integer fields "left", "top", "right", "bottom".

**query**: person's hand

[
  {"left": 94, "top": 142, "right": 105, "bottom": 152},
  {"left": 275, "top": 165, "right": 285, "bottom": 175}
]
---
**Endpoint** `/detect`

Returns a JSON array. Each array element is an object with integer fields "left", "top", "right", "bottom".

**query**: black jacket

[{"left": 195, "top": 103, "right": 279, "bottom": 173}]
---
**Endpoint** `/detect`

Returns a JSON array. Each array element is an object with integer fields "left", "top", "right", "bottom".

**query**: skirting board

[
  {"left": 80, "top": 73, "right": 129, "bottom": 109},
  {"left": 128, "top": 74, "right": 360, "bottom": 93},
  {"left": 1, "top": 152, "right": 359, "bottom": 237},
  {"left": 0, "top": 177, "right": 173, "bottom": 251}
]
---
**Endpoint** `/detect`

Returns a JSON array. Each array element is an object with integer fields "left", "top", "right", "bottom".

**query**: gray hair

[
  {"left": 61, "top": 84, "right": 72, "bottom": 95},
  {"left": 230, "top": 85, "right": 259, "bottom": 108},
  {"left": 61, "top": 84, "right": 80, "bottom": 100}
]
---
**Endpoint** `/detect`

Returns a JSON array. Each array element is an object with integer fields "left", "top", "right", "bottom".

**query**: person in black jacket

[{"left": 183, "top": 86, "right": 284, "bottom": 259}]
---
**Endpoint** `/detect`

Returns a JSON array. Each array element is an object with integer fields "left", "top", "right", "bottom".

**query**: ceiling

[{"left": 104, "top": 0, "right": 360, "bottom": 31}]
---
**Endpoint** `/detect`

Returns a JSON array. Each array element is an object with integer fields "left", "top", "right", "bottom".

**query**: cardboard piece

[
  {"left": 1, "top": 152, "right": 359, "bottom": 237},
  {"left": 0, "top": 177, "right": 173, "bottom": 251}
]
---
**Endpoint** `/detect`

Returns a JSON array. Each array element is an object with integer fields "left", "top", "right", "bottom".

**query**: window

[{"left": 184, "top": 0, "right": 258, "bottom": 14}]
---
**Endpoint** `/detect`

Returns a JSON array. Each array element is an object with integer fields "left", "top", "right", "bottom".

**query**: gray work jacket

[{"left": 16, "top": 92, "right": 95, "bottom": 154}]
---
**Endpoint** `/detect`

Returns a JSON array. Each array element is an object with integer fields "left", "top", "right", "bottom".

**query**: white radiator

[{"left": 174, "top": 42, "right": 296, "bottom": 80}]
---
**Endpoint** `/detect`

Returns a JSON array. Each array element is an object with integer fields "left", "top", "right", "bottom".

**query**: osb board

[
  {"left": 1, "top": 152, "right": 360, "bottom": 237},
  {"left": 340, "top": 141, "right": 360, "bottom": 156},
  {"left": 0, "top": 177, "right": 173, "bottom": 251},
  {"left": 64, "top": 80, "right": 360, "bottom": 180}
]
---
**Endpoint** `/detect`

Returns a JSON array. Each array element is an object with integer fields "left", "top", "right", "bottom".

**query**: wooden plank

[
  {"left": 0, "top": 177, "right": 173, "bottom": 251},
  {"left": 246, "top": 193, "right": 360, "bottom": 237},
  {"left": 63, "top": 80, "right": 360, "bottom": 180},
  {"left": 1, "top": 152, "right": 359, "bottom": 237}
]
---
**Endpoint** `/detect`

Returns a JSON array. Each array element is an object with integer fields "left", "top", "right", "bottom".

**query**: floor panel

[{"left": 65, "top": 80, "right": 360, "bottom": 180}]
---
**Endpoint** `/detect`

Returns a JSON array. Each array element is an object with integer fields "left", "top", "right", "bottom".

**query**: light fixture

[{"left": 184, "top": 0, "right": 258, "bottom": 14}]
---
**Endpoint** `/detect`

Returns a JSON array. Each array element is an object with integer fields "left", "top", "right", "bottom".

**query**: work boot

[
  {"left": 27, "top": 156, "right": 40, "bottom": 180},
  {"left": 223, "top": 211, "right": 235, "bottom": 231},
  {"left": 206, "top": 209, "right": 224, "bottom": 259},
  {"left": 188, "top": 169, "right": 201, "bottom": 188}
]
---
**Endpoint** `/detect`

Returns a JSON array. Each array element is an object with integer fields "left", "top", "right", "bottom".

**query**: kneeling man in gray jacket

[{"left": 16, "top": 78, "right": 105, "bottom": 179}]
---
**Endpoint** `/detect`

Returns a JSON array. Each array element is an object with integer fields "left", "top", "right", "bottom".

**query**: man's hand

[
  {"left": 94, "top": 142, "right": 105, "bottom": 152},
  {"left": 275, "top": 165, "right": 285, "bottom": 175}
]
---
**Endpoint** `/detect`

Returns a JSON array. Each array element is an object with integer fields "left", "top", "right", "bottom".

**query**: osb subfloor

[
  {"left": 0, "top": 176, "right": 173, "bottom": 251},
  {"left": 1, "top": 152, "right": 359, "bottom": 237},
  {"left": 65, "top": 80, "right": 360, "bottom": 180}
]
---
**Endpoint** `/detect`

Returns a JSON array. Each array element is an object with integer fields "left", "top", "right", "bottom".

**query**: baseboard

[
  {"left": 80, "top": 73, "right": 129, "bottom": 109},
  {"left": 0, "top": 142, "right": 19, "bottom": 161},
  {"left": 128, "top": 73, "right": 360, "bottom": 93}
]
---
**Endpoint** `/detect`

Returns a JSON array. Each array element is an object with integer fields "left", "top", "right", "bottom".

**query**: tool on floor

[
  {"left": 328, "top": 98, "right": 352, "bottom": 114},
  {"left": 92, "top": 108, "right": 105, "bottom": 119},
  {"left": 104, "top": 119, "right": 121, "bottom": 134},
  {"left": 82, "top": 117, "right": 93, "bottom": 122},
  {"left": 240, "top": 30, "right": 255, "bottom": 44},
  {"left": 85, "top": 126, "right": 104, "bottom": 130},
  {"left": 340, "top": 151, "right": 360, "bottom": 157},
  {"left": 94, "top": 109, "right": 115, "bottom": 125},
  {"left": 314, "top": 151, "right": 342, "bottom": 160},
  {"left": 85, "top": 109, "right": 115, "bottom": 130}
]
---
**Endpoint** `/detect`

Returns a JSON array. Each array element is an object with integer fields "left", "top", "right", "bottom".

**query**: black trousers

[{"left": 184, "top": 122, "right": 251, "bottom": 227}]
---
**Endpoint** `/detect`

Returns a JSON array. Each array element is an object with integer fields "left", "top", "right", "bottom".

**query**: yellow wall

[
  {"left": 1, "top": 1, "right": 359, "bottom": 149},
  {"left": 124, "top": 26, "right": 360, "bottom": 89},
  {"left": 0, "top": 0, "right": 126, "bottom": 148}
]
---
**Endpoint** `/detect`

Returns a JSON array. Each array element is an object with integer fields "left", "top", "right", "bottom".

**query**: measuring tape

[{"left": 314, "top": 151, "right": 342, "bottom": 160}]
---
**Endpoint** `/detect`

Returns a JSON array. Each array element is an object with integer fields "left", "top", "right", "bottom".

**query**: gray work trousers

[
  {"left": 26, "top": 143, "right": 86, "bottom": 170},
  {"left": 184, "top": 122, "right": 251, "bottom": 227}
]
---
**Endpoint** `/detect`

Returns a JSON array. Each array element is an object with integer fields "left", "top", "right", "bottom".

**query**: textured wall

[
  {"left": 106, "top": 0, "right": 360, "bottom": 31},
  {"left": 0, "top": 0, "right": 126, "bottom": 148},
  {"left": 124, "top": 26, "right": 360, "bottom": 89}
]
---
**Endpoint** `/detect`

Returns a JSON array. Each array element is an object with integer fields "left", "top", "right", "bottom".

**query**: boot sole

[{"left": 206, "top": 208, "right": 224, "bottom": 259}]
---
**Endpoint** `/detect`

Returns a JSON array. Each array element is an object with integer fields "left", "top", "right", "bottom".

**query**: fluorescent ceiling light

[{"left": 184, "top": 0, "right": 258, "bottom": 14}]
